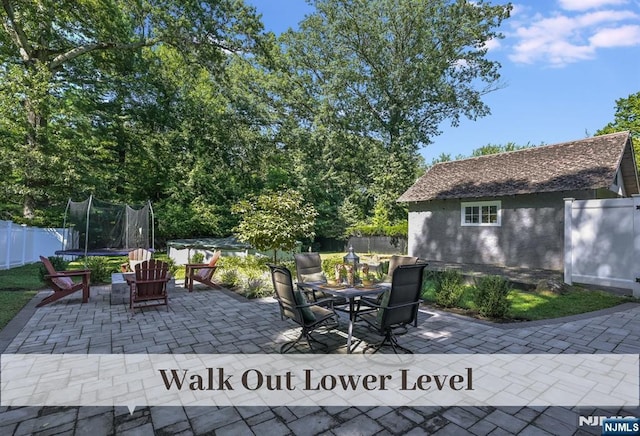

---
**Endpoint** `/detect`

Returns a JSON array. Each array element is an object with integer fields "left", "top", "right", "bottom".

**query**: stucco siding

[{"left": 407, "top": 191, "right": 596, "bottom": 270}]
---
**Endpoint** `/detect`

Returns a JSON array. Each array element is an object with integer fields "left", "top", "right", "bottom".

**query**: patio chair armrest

[
  {"left": 356, "top": 298, "right": 382, "bottom": 310},
  {"left": 45, "top": 270, "right": 91, "bottom": 279},
  {"left": 296, "top": 297, "right": 334, "bottom": 310},
  {"left": 312, "top": 297, "right": 335, "bottom": 309},
  {"left": 185, "top": 263, "right": 210, "bottom": 268},
  {"left": 64, "top": 269, "right": 91, "bottom": 274},
  {"left": 383, "top": 300, "right": 423, "bottom": 312}
]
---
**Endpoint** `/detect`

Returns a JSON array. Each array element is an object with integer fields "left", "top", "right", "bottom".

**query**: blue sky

[{"left": 246, "top": 0, "right": 640, "bottom": 163}]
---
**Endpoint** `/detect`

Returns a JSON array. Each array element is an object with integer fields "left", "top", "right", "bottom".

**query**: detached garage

[{"left": 398, "top": 131, "right": 639, "bottom": 270}]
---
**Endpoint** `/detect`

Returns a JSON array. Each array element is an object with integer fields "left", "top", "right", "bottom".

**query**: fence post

[
  {"left": 21, "top": 224, "right": 28, "bottom": 265},
  {"left": 563, "top": 198, "right": 574, "bottom": 285},
  {"left": 633, "top": 195, "right": 640, "bottom": 298},
  {"left": 5, "top": 220, "right": 12, "bottom": 270}
]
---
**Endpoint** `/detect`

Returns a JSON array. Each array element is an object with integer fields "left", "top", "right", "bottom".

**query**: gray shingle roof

[{"left": 398, "top": 131, "right": 638, "bottom": 202}]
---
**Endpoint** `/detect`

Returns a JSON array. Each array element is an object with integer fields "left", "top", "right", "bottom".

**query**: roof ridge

[
  {"left": 399, "top": 131, "right": 636, "bottom": 202},
  {"left": 430, "top": 131, "right": 631, "bottom": 168}
]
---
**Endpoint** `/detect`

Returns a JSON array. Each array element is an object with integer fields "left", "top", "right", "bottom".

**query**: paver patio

[{"left": 0, "top": 283, "right": 638, "bottom": 435}]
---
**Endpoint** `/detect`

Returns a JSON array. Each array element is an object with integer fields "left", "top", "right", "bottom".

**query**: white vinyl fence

[
  {"left": 564, "top": 195, "right": 640, "bottom": 298},
  {"left": 0, "top": 220, "right": 70, "bottom": 270}
]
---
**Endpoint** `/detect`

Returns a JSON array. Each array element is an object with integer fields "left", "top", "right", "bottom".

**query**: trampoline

[
  {"left": 56, "top": 248, "right": 154, "bottom": 257},
  {"left": 167, "top": 237, "right": 251, "bottom": 251},
  {"left": 55, "top": 195, "right": 154, "bottom": 258}
]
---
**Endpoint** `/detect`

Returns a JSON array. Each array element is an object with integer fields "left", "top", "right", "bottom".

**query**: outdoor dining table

[{"left": 300, "top": 281, "right": 388, "bottom": 353}]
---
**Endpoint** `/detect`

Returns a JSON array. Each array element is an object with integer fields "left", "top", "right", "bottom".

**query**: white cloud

[
  {"left": 589, "top": 24, "right": 640, "bottom": 46},
  {"left": 559, "top": 0, "right": 628, "bottom": 11},
  {"left": 483, "top": 38, "right": 502, "bottom": 51},
  {"left": 507, "top": 2, "right": 640, "bottom": 67}
]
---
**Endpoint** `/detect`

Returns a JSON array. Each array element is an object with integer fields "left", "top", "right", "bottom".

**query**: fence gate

[{"left": 564, "top": 195, "right": 640, "bottom": 298}]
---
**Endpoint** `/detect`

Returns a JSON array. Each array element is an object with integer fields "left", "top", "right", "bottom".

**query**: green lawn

[
  {"left": 0, "top": 263, "right": 43, "bottom": 330},
  {"left": 507, "top": 287, "right": 628, "bottom": 321},
  {"left": 0, "top": 263, "right": 43, "bottom": 290},
  {"left": 421, "top": 279, "right": 632, "bottom": 321},
  {"left": 0, "top": 290, "right": 38, "bottom": 330}
]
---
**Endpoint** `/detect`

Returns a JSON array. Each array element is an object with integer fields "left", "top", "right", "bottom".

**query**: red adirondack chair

[
  {"left": 184, "top": 250, "right": 221, "bottom": 292},
  {"left": 38, "top": 256, "right": 91, "bottom": 307},
  {"left": 129, "top": 259, "right": 171, "bottom": 313}
]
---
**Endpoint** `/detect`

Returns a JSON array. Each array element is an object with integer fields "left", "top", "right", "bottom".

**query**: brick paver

[{"left": 0, "top": 283, "right": 638, "bottom": 435}]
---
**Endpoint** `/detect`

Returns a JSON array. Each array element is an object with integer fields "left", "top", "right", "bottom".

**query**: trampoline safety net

[{"left": 64, "top": 196, "right": 154, "bottom": 252}]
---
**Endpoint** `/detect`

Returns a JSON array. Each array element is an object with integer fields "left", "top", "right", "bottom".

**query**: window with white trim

[{"left": 461, "top": 201, "right": 501, "bottom": 226}]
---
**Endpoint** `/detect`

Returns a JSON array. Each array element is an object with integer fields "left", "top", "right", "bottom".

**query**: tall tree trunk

[{"left": 22, "top": 86, "right": 48, "bottom": 219}]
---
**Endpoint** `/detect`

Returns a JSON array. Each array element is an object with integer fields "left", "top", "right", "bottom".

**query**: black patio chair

[
  {"left": 356, "top": 264, "right": 425, "bottom": 354},
  {"left": 294, "top": 252, "right": 347, "bottom": 307},
  {"left": 269, "top": 264, "right": 338, "bottom": 353}
]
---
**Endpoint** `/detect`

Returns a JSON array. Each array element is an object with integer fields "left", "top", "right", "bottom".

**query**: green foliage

[
  {"left": 473, "top": 275, "right": 512, "bottom": 318},
  {"left": 283, "top": 0, "right": 511, "bottom": 221},
  {"left": 428, "top": 142, "right": 539, "bottom": 167},
  {"left": 321, "top": 256, "right": 346, "bottom": 280},
  {"left": 219, "top": 269, "right": 240, "bottom": 288},
  {"left": 433, "top": 270, "right": 465, "bottom": 308},
  {"left": 470, "top": 143, "right": 534, "bottom": 157},
  {"left": 38, "top": 256, "right": 69, "bottom": 282},
  {"left": 214, "top": 255, "right": 277, "bottom": 298},
  {"left": 165, "top": 257, "right": 180, "bottom": 277},
  {"left": 0, "top": 290, "right": 38, "bottom": 330},
  {"left": 596, "top": 91, "right": 640, "bottom": 173},
  {"left": 2, "top": 263, "right": 44, "bottom": 290},
  {"left": 0, "top": 0, "right": 265, "bottom": 221},
  {"left": 217, "top": 255, "right": 272, "bottom": 290},
  {"left": 0, "top": 0, "right": 515, "bottom": 244},
  {"left": 348, "top": 222, "right": 408, "bottom": 238},
  {"left": 242, "top": 276, "right": 271, "bottom": 299},
  {"left": 232, "top": 190, "right": 317, "bottom": 262},
  {"left": 507, "top": 287, "right": 630, "bottom": 321},
  {"left": 190, "top": 252, "right": 205, "bottom": 264},
  {"left": 84, "top": 256, "right": 118, "bottom": 284}
]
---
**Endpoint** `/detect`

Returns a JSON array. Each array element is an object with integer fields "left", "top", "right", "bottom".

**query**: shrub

[
  {"left": 219, "top": 269, "right": 240, "bottom": 288},
  {"left": 164, "top": 257, "right": 180, "bottom": 276},
  {"left": 38, "top": 256, "right": 69, "bottom": 281},
  {"left": 433, "top": 270, "right": 465, "bottom": 308},
  {"left": 243, "top": 276, "right": 271, "bottom": 299},
  {"left": 189, "top": 252, "right": 204, "bottom": 264},
  {"left": 322, "top": 256, "right": 345, "bottom": 280},
  {"left": 474, "top": 275, "right": 512, "bottom": 318},
  {"left": 85, "top": 256, "right": 118, "bottom": 284}
]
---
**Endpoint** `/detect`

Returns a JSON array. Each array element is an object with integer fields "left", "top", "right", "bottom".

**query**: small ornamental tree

[{"left": 232, "top": 189, "right": 318, "bottom": 263}]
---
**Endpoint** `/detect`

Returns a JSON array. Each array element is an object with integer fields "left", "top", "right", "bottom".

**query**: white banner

[{"left": 2, "top": 354, "right": 638, "bottom": 410}]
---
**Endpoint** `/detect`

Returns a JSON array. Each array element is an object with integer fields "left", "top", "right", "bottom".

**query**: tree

[
  {"left": 596, "top": 91, "right": 640, "bottom": 173},
  {"left": 470, "top": 142, "right": 532, "bottom": 157},
  {"left": 232, "top": 190, "right": 318, "bottom": 262},
  {"left": 0, "top": 0, "right": 263, "bottom": 219},
  {"left": 282, "top": 0, "right": 512, "bottom": 222},
  {"left": 427, "top": 142, "right": 535, "bottom": 167}
]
